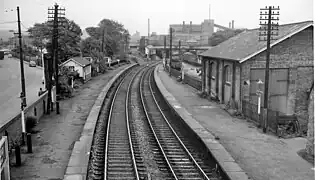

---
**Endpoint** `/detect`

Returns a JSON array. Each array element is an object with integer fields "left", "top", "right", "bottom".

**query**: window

[
  {"left": 69, "top": 66, "right": 75, "bottom": 72},
  {"left": 224, "top": 65, "right": 232, "bottom": 85}
]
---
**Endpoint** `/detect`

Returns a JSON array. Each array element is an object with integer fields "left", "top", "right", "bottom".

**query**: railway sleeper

[
  {"left": 107, "top": 172, "right": 135, "bottom": 177},
  {"left": 107, "top": 160, "right": 133, "bottom": 164},
  {"left": 106, "top": 177, "right": 136, "bottom": 180},
  {"left": 167, "top": 154, "right": 190, "bottom": 158},
  {"left": 177, "top": 177, "right": 205, "bottom": 180},
  {"left": 107, "top": 166, "right": 134, "bottom": 172},
  {"left": 107, "top": 146, "right": 130, "bottom": 150},
  {"left": 108, "top": 150, "right": 131, "bottom": 154},
  {"left": 165, "top": 151, "right": 186, "bottom": 154}
]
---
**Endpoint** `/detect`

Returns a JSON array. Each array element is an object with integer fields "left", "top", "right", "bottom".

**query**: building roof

[
  {"left": 200, "top": 21, "right": 313, "bottom": 63},
  {"left": 60, "top": 56, "right": 91, "bottom": 67}
]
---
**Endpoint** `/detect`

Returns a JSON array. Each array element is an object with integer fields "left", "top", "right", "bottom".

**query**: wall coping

[
  {"left": 154, "top": 64, "right": 249, "bottom": 180},
  {"left": 63, "top": 63, "right": 138, "bottom": 179},
  {"left": 0, "top": 91, "right": 48, "bottom": 134}
]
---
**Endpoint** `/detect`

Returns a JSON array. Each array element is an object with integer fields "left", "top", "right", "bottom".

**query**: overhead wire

[{"left": 0, "top": 21, "right": 17, "bottom": 25}]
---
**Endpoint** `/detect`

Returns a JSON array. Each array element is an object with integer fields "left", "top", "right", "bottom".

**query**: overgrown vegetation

[
  {"left": 81, "top": 19, "right": 130, "bottom": 60},
  {"left": 28, "top": 18, "right": 83, "bottom": 63}
]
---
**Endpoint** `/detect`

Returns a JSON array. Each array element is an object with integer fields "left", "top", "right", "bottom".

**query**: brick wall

[
  {"left": 235, "top": 66, "right": 241, "bottom": 109},
  {"left": 241, "top": 26, "right": 314, "bottom": 122},
  {"left": 0, "top": 92, "right": 48, "bottom": 152},
  {"left": 202, "top": 58, "right": 242, "bottom": 110},
  {"left": 210, "top": 61, "right": 217, "bottom": 96},
  {"left": 306, "top": 88, "right": 314, "bottom": 156},
  {"left": 295, "top": 66, "right": 314, "bottom": 132}
]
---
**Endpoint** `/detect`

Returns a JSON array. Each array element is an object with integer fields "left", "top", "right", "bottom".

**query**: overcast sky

[{"left": 1, "top": 0, "right": 313, "bottom": 36}]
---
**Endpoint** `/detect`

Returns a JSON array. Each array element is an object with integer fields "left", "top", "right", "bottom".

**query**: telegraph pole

[
  {"left": 48, "top": 3, "right": 65, "bottom": 114},
  {"left": 17, "top": 6, "right": 27, "bottom": 145},
  {"left": 164, "top": 35, "right": 166, "bottom": 57},
  {"left": 101, "top": 28, "right": 105, "bottom": 53},
  {"left": 17, "top": 7, "right": 26, "bottom": 107},
  {"left": 169, "top": 27, "right": 173, "bottom": 76},
  {"left": 259, "top": 6, "right": 280, "bottom": 133},
  {"left": 178, "top": 40, "right": 181, "bottom": 56}
]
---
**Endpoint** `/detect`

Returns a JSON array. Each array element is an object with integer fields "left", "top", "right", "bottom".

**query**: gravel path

[{"left": 9, "top": 64, "right": 131, "bottom": 180}]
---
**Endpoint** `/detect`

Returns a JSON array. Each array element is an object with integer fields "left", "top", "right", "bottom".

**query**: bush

[
  {"left": 197, "top": 91, "right": 208, "bottom": 98},
  {"left": 25, "top": 116, "right": 37, "bottom": 133}
]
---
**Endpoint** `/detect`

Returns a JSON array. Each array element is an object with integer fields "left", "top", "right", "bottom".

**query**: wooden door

[{"left": 249, "top": 68, "right": 289, "bottom": 114}]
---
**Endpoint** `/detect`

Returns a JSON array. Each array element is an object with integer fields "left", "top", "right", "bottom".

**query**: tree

[
  {"left": 209, "top": 29, "right": 245, "bottom": 46},
  {"left": 83, "top": 18, "right": 130, "bottom": 57},
  {"left": 28, "top": 18, "right": 82, "bottom": 63},
  {"left": 27, "top": 23, "right": 51, "bottom": 52}
]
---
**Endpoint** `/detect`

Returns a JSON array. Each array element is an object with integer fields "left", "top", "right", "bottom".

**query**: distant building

[
  {"left": 170, "top": 20, "right": 215, "bottom": 46},
  {"left": 130, "top": 31, "right": 141, "bottom": 44}
]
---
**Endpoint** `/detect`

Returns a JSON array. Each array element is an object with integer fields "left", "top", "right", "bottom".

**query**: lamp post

[{"left": 256, "top": 79, "right": 264, "bottom": 124}]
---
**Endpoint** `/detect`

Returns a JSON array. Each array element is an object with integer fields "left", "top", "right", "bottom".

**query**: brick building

[
  {"left": 199, "top": 21, "right": 313, "bottom": 132},
  {"left": 170, "top": 20, "right": 215, "bottom": 46}
]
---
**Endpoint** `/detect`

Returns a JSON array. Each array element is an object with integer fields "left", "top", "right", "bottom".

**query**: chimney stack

[
  {"left": 229, "top": 22, "right": 231, "bottom": 28},
  {"left": 183, "top": 21, "right": 185, "bottom": 32},
  {"left": 190, "top": 21, "right": 192, "bottom": 33},
  {"left": 231, "top": 20, "right": 234, "bottom": 29}
]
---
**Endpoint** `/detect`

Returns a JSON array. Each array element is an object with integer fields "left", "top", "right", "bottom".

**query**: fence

[
  {"left": 183, "top": 74, "right": 202, "bottom": 91},
  {"left": 241, "top": 100, "right": 284, "bottom": 133},
  {"left": 168, "top": 67, "right": 202, "bottom": 91}
]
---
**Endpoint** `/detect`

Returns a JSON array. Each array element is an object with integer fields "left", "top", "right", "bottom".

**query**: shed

[
  {"left": 199, "top": 21, "right": 313, "bottom": 131},
  {"left": 60, "top": 57, "right": 92, "bottom": 81}
]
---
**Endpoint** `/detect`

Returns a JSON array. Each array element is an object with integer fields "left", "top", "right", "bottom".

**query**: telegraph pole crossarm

[{"left": 258, "top": 6, "right": 280, "bottom": 133}]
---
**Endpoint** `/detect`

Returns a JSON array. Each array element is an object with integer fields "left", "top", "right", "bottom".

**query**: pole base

[
  {"left": 56, "top": 101, "right": 60, "bottom": 114},
  {"left": 15, "top": 145, "right": 21, "bottom": 166},
  {"left": 21, "top": 132, "right": 26, "bottom": 145},
  {"left": 26, "top": 133, "right": 32, "bottom": 153}
]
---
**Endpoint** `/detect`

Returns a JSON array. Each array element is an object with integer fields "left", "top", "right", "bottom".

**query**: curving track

[
  {"left": 140, "top": 67, "right": 217, "bottom": 180},
  {"left": 104, "top": 66, "right": 143, "bottom": 180},
  {"left": 88, "top": 62, "right": 222, "bottom": 180}
]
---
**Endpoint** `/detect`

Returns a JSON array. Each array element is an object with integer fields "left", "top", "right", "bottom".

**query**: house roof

[
  {"left": 200, "top": 21, "right": 313, "bottom": 63},
  {"left": 60, "top": 56, "right": 91, "bottom": 67}
]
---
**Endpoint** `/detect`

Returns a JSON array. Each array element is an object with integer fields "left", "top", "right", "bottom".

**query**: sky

[{"left": 0, "top": 0, "right": 314, "bottom": 36}]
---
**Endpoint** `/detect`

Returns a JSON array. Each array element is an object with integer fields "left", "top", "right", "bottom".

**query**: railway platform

[{"left": 154, "top": 64, "right": 314, "bottom": 180}]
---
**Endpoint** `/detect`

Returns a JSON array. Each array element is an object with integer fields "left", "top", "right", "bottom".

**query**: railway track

[
  {"left": 88, "top": 62, "right": 222, "bottom": 180},
  {"left": 140, "top": 67, "right": 217, "bottom": 180},
  {"left": 104, "top": 66, "right": 143, "bottom": 180}
]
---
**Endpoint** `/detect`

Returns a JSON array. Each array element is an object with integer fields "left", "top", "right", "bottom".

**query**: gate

[{"left": 0, "top": 136, "right": 10, "bottom": 180}]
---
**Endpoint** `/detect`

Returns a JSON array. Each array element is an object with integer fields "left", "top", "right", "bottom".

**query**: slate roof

[
  {"left": 61, "top": 57, "right": 91, "bottom": 67},
  {"left": 200, "top": 21, "right": 313, "bottom": 63}
]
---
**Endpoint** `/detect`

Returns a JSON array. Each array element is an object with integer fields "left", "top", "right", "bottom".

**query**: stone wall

[
  {"left": 0, "top": 92, "right": 48, "bottom": 151},
  {"left": 306, "top": 88, "right": 314, "bottom": 156}
]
